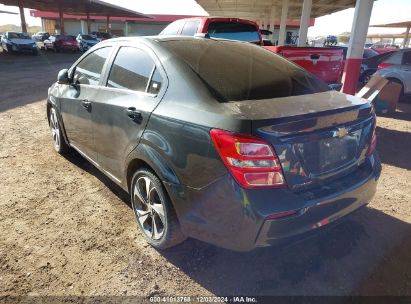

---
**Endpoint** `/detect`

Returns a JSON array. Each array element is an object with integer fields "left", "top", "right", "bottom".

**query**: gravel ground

[{"left": 1, "top": 50, "right": 411, "bottom": 298}]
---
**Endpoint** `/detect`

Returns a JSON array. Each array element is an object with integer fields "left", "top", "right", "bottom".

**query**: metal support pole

[
  {"left": 125, "top": 21, "right": 129, "bottom": 37},
  {"left": 87, "top": 14, "right": 91, "bottom": 34},
  {"left": 278, "top": 0, "right": 289, "bottom": 46},
  {"left": 106, "top": 15, "right": 110, "bottom": 34},
  {"left": 298, "top": 0, "right": 312, "bottom": 46},
  {"left": 58, "top": 1, "right": 65, "bottom": 34},
  {"left": 18, "top": 1, "right": 27, "bottom": 33},
  {"left": 264, "top": 12, "right": 269, "bottom": 30},
  {"left": 402, "top": 26, "right": 410, "bottom": 48},
  {"left": 342, "top": 0, "right": 374, "bottom": 95},
  {"left": 269, "top": 6, "right": 276, "bottom": 44}
]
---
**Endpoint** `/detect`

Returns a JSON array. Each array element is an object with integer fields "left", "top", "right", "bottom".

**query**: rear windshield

[
  {"left": 363, "top": 48, "right": 379, "bottom": 59},
  {"left": 207, "top": 21, "right": 260, "bottom": 44},
  {"left": 60, "top": 36, "right": 75, "bottom": 41},
  {"left": 161, "top": 39, "right": 329, "bottom": 102}
]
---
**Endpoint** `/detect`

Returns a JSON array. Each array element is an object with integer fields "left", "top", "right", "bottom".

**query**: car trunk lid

[{"left": 224, "top": 91, "right": 375, "bottom": 191}]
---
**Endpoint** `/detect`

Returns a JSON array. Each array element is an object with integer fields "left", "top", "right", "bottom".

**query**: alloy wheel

[
  {"left": 50, "top": 108, "right": 61, "bottom": 150},
  {"left": 133, "top": 176, "right": 166, "bottom": 240}
]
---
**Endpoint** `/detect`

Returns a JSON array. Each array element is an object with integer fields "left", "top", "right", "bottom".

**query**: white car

[
  {"left": 76, "top": 34, "right": 99, "bottom": 52},
  {"left": 375, "top": 49, "right": 411, "bottom": 101},
  {"left": 1, "top": 31, "right": 38, "bottom": 55}
]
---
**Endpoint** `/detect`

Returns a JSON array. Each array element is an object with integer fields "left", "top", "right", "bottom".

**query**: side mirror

[
  {"left": 329, "top": 83, "right": 342, "bottom": 91},
  {"left": 57, "top": 69, "right": 69, "bottom": 84}
]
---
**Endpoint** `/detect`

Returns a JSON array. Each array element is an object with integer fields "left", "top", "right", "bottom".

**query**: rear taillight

[
  {"left": 377, "top": 62, "right": 394, "bottom": 70},
  {"left": 366, "top": 122, "right": 377, "bottom": 156},
  {"left": 210, "top": 129, "right": 286, "bottom": 189}
]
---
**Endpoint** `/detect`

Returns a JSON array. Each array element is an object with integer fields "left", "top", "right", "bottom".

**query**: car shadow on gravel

[
  {"left": 376, "top": 126, "right": 411, "bottom": 171},
  {"left": 0, "top": 50, "right": 81, "bottom": 113},
  {"left": 62, "top": 149, "right": 130, "bottom": 205},
  {"left": 379, "top": 103, "right": 411, "bottom": 122},
  {"left": 160, "top": 208, "right": 411, "bottom": 296}
]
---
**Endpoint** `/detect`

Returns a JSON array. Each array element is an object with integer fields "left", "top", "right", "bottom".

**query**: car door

[
  {"left": 92, "top": 44, "right": 167, "bottom": 180},
  {"left": 400, "top": 50, "right": 411, "bottom": 94},
  {"left": 59, "top": 46, "right": 113, "bottom": 161}
]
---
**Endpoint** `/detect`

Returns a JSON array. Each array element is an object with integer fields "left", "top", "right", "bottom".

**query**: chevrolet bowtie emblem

[{"left": 335, "top": 127, "right": 349, "bottom": 138}]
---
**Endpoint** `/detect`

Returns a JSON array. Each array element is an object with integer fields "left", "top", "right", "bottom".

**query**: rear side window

[
  {"left": 162, "top": 40, "right": 329, "bottom": 102},
  {"left": 207, "top": 21, "right": 260, "bottom": 43},
  {"left": 385, "top": 52, "right": 403, "bottom": 65},
  {"left": 160, "top": 21, "right": 184, "bottom": 35},
  {"left": 147, "top": 69, "right": 163, "bottom": 95},
  {"left": 73, "top": 47, "right": 112, "bottom": 86},
  {"left": 107, "top": 47, "right": 156, "bottom": 92},
  {"left": 181, "top": 21, "right": 200, "bottom": 36},
  {"left": 402, "top": 51, "right": 411, "bottom": 65}
]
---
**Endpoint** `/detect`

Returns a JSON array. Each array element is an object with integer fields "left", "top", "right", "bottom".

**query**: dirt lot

[{"left": 1, "top": 50, "right": 411, "bottom": 298}]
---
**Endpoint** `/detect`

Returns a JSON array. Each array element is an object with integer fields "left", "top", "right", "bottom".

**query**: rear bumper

[{"left": 165, "top": 153, "right": 381, "bottom": 251}]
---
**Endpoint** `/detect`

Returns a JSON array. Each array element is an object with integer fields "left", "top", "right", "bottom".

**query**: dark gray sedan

[{"left": 47, "top": 37, "right": 381, "bottom": 251}]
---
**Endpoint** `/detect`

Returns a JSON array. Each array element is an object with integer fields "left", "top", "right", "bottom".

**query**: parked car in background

[
  {"left": 32, "top": 31, "right": 50, "bottom": 41},
  {"left": 47, "top": 37, "right": 380, "bottom": 251},
  {"left": 44, "top": 35, "right": 78, "bottom": 53},
  {"left": 76, "top": 34, "right": 99, "bottom": 52},
  {"left": 334, "top": 45, "right": 394, "bottom": 86},
  {"left": 371, "top": 43, "right": 400, "bottom": 54},
  {"left": 159, "top": 16, "right": 263, "bottom": 45},
  {"left": 263, "top": 46, "right": 344, "bottom": 85},
  {"left": 91, "top": 31, "right": 111, "bottom": 41},
  {"left": 324, "top": 35, "right": 338, "bottom": 46},
  {"left": 375, "top": 48, "right": 411, "bottom": 101},
  {"left": 1, "top": 32, "right": 38, "bottom": 55},
  {"left": 359, "top": 51, "right": 396, "bottom": 86}
]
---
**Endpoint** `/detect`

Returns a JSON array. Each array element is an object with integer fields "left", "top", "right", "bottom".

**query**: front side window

[
  {"left": 107, "top": 47, "right": 156, "bottom": 92},
  {"left": 72, "top": 47, "right": 112, "bottom": 86},
  {"left": 207, "top": 22, "right": 260, "bottom": 44}
]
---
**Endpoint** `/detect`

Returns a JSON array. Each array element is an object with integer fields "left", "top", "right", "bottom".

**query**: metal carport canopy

[
  {"left": 0, "top": 0, "right": 149, "bottom": 18},
  {"left": 371, "top": 20, "right": 411, "bottom": 48},
  {"left": 0, "top": 0, "right": 150, "bottom": 34},
  {"left": 195, "top": 0, "right": 357, "bottom": 21}
]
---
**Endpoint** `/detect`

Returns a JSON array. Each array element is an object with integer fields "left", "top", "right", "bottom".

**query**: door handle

[
  {"left": 126, "top": 107, "right": 143, "bottom": 123},
  {"left": 82, "top": 99, "right": 91, "bottom": 110}
]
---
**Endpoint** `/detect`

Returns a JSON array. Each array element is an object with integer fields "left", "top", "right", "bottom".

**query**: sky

[{"left": 0, "top": 0, "right": 410, "bottom": 37}]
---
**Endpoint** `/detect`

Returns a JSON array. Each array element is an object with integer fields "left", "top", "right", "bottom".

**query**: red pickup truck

[{"left": 160, "top": 17, "right": 344, "bottom": 85}]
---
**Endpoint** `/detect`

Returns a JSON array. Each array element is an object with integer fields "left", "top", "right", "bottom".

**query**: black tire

[
  {"left": 49, "top": 107, "right": 69, "bottom": 154},
  {"left": 130, "top": 168, "right": 186, "bottom": 249}
]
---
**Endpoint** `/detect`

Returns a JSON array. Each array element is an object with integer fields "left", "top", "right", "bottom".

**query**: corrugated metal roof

[{"left": 195, "top": 0, "right": 357, "bottom": 22}]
